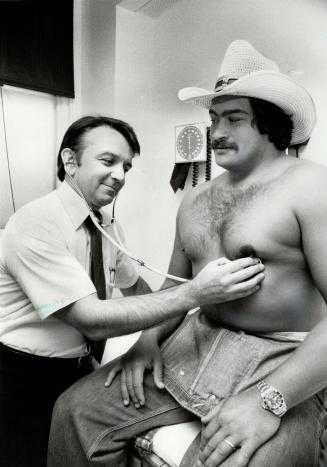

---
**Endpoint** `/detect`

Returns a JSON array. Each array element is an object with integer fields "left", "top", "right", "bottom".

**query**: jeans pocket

[{"left": 190, "top": 330, "right": 259, "bottom": 400}]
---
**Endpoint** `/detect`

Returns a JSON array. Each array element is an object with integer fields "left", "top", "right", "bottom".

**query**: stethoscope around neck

[{"left": 65, "top": 171, "right": 188, "bottom": 284}]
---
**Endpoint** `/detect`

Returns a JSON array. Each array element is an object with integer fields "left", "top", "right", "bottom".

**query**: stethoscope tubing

[
  {"left": 89, "top": 212, "right": 188, "bottom": 283},
  {"left": 66, "top": 172, "right": 188, "bottom": 283}
]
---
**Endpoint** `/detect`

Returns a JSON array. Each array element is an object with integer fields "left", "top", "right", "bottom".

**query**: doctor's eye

[{"left": 102, "top": 159, "right": 113, "bottom": 166}]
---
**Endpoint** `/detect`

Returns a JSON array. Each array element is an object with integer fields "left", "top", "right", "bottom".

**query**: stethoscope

[{"left": 65, "top": 169, "right": 188, "bottom": 284}]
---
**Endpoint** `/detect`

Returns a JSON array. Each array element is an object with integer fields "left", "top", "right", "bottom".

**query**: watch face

[
  {"left": 177, "top": 125, "right": 204, "bottom": 161},
  {"left": 264, "top": 391, "right": 283, "bottom": 410},
  {"left": 262, "top": 389, "right": 286, "bottom": 416}
]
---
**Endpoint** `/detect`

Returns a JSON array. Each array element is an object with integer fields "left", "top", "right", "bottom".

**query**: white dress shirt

[{"left": 0, "top": 182, "right": 138, "bottom": 357}]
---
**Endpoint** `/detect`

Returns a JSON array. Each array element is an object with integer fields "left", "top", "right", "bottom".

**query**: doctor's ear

[{"left": 61, "top": 148, "right": 77, "bottom": 177}]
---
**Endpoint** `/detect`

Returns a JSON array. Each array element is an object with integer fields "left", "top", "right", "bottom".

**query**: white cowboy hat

[{"left": 178, "top": 40, "right": 316, "bottom": 145}]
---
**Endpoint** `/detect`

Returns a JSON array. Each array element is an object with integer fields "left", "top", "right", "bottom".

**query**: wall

[
  {"left": 0, "top": 86, "right": 70, "bottom": 228},
  {"left": 112, "top": 0, "right": 327, "bottom": 290},
  {"left": 80, "top": 0, "right": 121, "bottom": 116}
]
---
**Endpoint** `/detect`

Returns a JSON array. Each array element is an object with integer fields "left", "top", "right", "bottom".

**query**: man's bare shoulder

[
  {"left": 286, "top": 159, "right": 327, "bottom": 190},
  {"left": 286, "top": 159, "right": 327, "bottom": 212}
]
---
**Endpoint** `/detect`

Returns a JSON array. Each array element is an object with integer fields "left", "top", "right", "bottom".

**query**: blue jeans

[
  {"left": 48, "top": 311, "right": 327, "bottom": 466},
  {"left": 48, "top": 371, "right": 195, "bottom": 466}
]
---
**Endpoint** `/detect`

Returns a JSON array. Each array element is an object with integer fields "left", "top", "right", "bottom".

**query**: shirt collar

[{"left": 56, "top": 181, "right": 91, "bottom": 230}]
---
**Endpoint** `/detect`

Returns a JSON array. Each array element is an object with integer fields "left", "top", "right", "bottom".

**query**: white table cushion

[{"left": 151, "top": 421, "right": 201, "bottom": 467}]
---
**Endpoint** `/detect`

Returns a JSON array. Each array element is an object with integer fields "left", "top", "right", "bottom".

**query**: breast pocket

[{"left": 102, "top": 240, "right": 118, "bottom": 295}]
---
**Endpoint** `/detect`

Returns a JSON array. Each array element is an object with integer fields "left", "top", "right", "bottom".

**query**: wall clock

[{"left": 175, "top": 122, "right": 207, "bottom": 163}]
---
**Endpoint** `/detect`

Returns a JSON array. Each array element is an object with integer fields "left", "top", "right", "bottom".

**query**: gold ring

[{"left": 223, "top": 438, "right": 237, "bottom": 451}]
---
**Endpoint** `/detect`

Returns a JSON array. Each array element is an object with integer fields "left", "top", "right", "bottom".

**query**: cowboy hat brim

[{"left": 178, "top": 70, "right": 316, "bottom": 145}]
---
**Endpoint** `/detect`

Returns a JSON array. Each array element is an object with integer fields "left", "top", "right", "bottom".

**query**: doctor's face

[{"left": 74, "top": 125, "right": 133, "bottom": 210}]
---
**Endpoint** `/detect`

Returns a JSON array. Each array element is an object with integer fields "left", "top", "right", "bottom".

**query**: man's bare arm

[
  {"left": 57, "top": 255, "right": 264, "bottom": 340},
  {"left": 264, "top": 166, "right": 327, "bottom": 405},
  {"left": 120, "top": 277, "right": 180, "bottom": 345}
]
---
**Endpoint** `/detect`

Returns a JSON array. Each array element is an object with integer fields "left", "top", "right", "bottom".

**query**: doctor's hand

[
  {"left": 197, "top": 388, "right": 280, "bottom": 467},
  {"left": 190, "top": 257, "right": 265, "bottom": 306},
  {"left": 104, "top": 333, "right": 164, "bottom": 408}
]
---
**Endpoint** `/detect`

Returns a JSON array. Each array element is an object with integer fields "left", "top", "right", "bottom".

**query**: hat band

[{"left": 214, "top": 77, "right": 237, "bottom": 92}]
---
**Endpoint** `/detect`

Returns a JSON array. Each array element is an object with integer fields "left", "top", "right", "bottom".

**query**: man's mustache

[{"left": 211, "top": 139, "right": 238, "bottom": 150}]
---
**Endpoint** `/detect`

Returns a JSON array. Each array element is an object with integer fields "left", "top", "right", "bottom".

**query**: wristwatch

[{"left": 256, "top": 381, "right": 287, "bottom": 417}]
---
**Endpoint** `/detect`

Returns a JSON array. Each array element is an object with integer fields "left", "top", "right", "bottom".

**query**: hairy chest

[{"left": 178, "top": 183, "right": 300, "bottom": 264}]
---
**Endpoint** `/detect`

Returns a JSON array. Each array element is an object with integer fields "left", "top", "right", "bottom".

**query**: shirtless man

[{"left": 48, "top": 41, "right": 327, "bottom": 467}]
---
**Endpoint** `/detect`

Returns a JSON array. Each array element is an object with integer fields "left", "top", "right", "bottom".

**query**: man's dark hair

[
  {"left": 57, "top": 115, "right": 140, "bottom": 181},
  {"left": 249, "top": 98, "right": 293, "bottom": 151}
]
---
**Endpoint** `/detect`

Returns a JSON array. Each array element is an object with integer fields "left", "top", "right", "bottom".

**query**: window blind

[{"left": 0, "top": 0, "right": 74, "bottom": 98}]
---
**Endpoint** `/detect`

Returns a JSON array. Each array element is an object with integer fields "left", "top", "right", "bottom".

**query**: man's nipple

[{"left": 239, "top": 244, "right": 257, "bottom": 258}]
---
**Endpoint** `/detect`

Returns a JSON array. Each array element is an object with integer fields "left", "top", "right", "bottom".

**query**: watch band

[{"left": 257, "top": 381, "right": 271, "bottom": 393}]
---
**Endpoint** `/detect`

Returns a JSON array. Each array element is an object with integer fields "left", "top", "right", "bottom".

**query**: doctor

[{"left": 0, "top": 114, "right": 264, "bottom": 467}]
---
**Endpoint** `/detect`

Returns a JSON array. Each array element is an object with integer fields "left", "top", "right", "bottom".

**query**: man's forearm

[
  {"left": 63, "top": 256, "right": 264, "bottom": 341},
  {"left": 138, "top": 277, "right": 192, "bottom": 345},
  {"left": 265, "top": 316, "right": 327, "bottom": 409},
  {"left": 68, "top": 281, "right": 197, "bottom": 340}
]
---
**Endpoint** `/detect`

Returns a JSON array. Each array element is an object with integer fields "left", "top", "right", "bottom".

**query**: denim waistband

[{"left": 255, "top": 331, "right": 308, "bottom": 342}]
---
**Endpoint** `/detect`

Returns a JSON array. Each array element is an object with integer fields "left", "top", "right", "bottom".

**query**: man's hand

[
  {"left": 190, "top": 257, "right": 265, "bottom": 306},
  {"left": 197, "top": 388, "right": 281, "bottom": 467},
  {"left": 104, "top": 335, "right": 164, "bottom": 408}
]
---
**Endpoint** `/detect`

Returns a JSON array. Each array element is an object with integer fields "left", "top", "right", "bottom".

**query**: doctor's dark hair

[
  {"left": 249, "top": 98, "right": 294, "bottom": 151},
  {"left": 57, "top": 115, "right": 140, "bottom": 181}
]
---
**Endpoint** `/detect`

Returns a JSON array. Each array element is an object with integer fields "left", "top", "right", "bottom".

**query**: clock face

[{"left": 177, "top": 125, "right": 204, "bottom": 161}]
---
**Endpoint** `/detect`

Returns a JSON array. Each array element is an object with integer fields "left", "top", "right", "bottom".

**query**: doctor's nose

[{"left": 111, "top": 164, "right": 125, "bottom": 182}]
